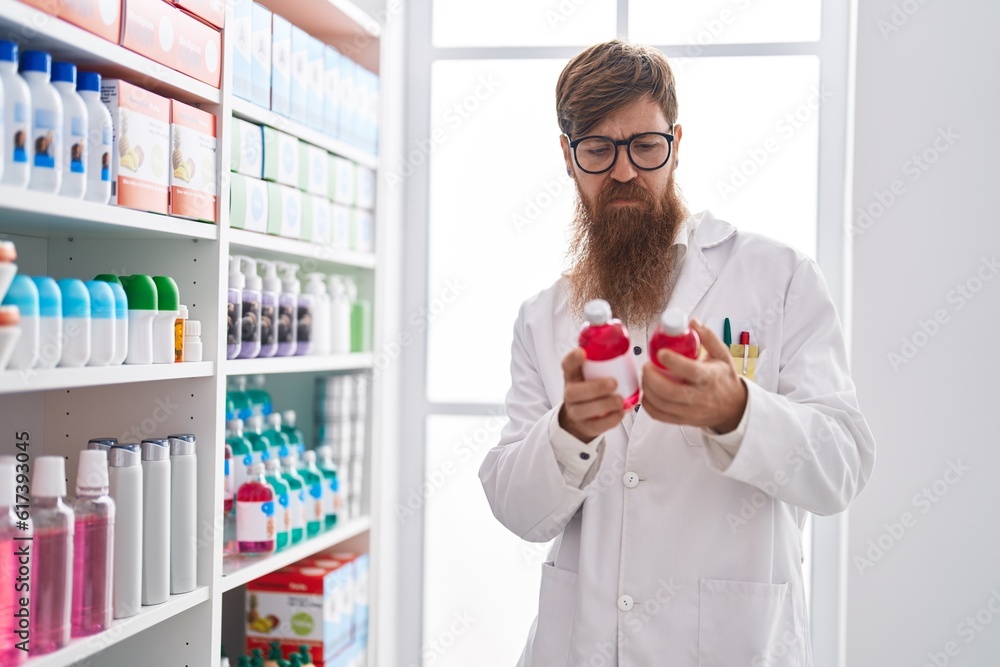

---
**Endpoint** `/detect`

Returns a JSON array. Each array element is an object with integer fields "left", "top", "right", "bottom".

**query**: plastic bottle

[
  {"left": 265, "top": 642, "right": 283, "bottom": 667},
  {"left": 226, "top": 419, "right": 255, "bottom": 494},
  {"left": 275, "top": 262, "right": 300, "bottom": 356},
  {"left": 0, "top": 458, "right": 24, "bottom": 665},
  {"left": 0, "top": 240, "right": 15, "bottom": 303},
  {"left": 244, "top": 414, "right": 275, "bottom": 466},
  {"left": 263, "top": 412, "right": 292, "bottom": 463},
  {"left": 267, "top": 457, "right": 304, "bottom": 545},
  {"left": 140, "top": 438, "right": 171, "bottom": 605},
  {"left": 78, "top": 71, "right": 112, "bottom": 204},
  {"left": 262, "top": 459, "right": 290, "bottom": 551},
  {"left": 120, "top": 275, "right": 157, "bottom": 365},
  {"left": 1, "top": 275, "right": 38, "bottom": 369},
  {"left": 327, "top": 275, "right": 351, "bottom": 354},
  {"left": 0, "top": 307, "right": 19, "bottom": 372},
  {"left": 343, "top": 276, "right": 371, "bottom": 353},
  {"left": 174, "top": 304, "right": 187, "bottom": 363},
  {"left": 247, "top": 375, "right": 273, "bottom": 417},
  {"left": 291, "top": 268, "right": 314, "bottom": 357},
  {"left": 305, "top": 273, "right": 330, "bottom": 356},
  {"left": 315, "top": 445, "right": 341, "bottom": 531},
  {"left": 236, "top": 256, "right": 262, "bottom": 359},
  {"left": 302, "top": 450, "right": 337, "bottom": 532},
  {"left": 87, "top": 438, "right": 118, "bottom": 452},
  {"left": 168, "top": 434, "right": 197, "bottom": 594},
  {"left": 281, "top": 410, "right": 306, "bottom": 456},
  {"left": 236, "top": 463, "right": 276, "bottom": 555},
  {"left": 228, "top": 375, "right": 253, "bottom": 420},
  {"left": 51, "top": 62, "right": 87, "bottom": 199},
  {"left": 648, "top": 307, "right": 701, "bottom": 382},
  {"left": 57, "top": 278, "right": 90, "bottom": 367},
  {"left": 31, "top": 276, "right": 61, "bottom": 369},
  {"left": 94, "top": 274, "right": 128, "bottom": 365},
  {"left": 152, "top": 276, "right": 179, "bottom": 364},
  {"left": 258, "top": 260, "right": 280, "bottom": 358},
  {"left": 183, "top": 318, "right": 203, "bottom": 362},
  {"left": 291, "top": 449, "right": 324, "bottom": 538},
  {"left": 71, "top": 449, "right": 115, "bottom": 638},
  {"left": 86, "top": 279, "right": 115, "bottom": 366},
  {"left": 228, "top": 256, "right": 244, "bottom": 359},
  {"left": 223, "top": 443, "right": 235, "bottom": 555},
  {"left": 108, "top": 444, "right": 142, "bottom": 619},
  {"left": 20, "top": 51, "right": 62, "bottom": 194},
  {"left": 298, "top": 645, "right": 316, "bottom": 667},
  {"left": 0, "top": 41, "right": 29, "bottom": 188},
  {"left": 29, "top": 456, "right": 74, "bottom": 655},
  {"left": 578, "top": 299, "right": 640, "bottom": 409}
]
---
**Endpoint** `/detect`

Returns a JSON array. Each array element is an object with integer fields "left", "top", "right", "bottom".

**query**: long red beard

[{"left": 565, "top": 174, "right": 688, "bottom": 329}]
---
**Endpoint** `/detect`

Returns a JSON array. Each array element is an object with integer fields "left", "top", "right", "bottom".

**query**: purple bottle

[
  {"left": 227, "top": 256, "right": 244, "bottom": 359},
  {"left": 258, "top": 260, "right": 280, "bottom": 358},
  {"left": 276, "top": 262, "right": 298, "bottom": 357},
  {"left": 30, "top": 457, "right": 74, "bottom": 655},
  {"left": 71, "top": 449, "right": 115, "bottom": 638}
]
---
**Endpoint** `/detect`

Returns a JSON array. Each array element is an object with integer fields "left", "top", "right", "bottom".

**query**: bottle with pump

[
  {"left": 279, "top": 262, "right": 308, "bottom": 355},
  {"left": 168, "top": 434, "right": 197, "bottom": 595},
  {"left": 649, "top": 307, "right": 701, "bottom": 382},
  {"left": 108, "top": 444, "right": 142, "bottom": 619},
  {"left": 71, "top": 449, "right": 115, "bottom": 638},
  {"left": 78, "top": 71, "right": 112, "bottom": 204},
  {"left": 246, "top": 375, "right": 273, "bottom": 417},
  {"left": 236, "top": 256, "right": 262, "bottom": 359},
  {"left": 51, "top": 62, "right": 87, "bottom": 199},
  {"left": 315, "top": 445, "right": 341, "bottom": 530},
  {"left": 152, "top": 276, "right": 179, "bottom": 364},
  {"left": 236, "top": 463, "right": 277, "bottom": 555},
  {"left": 2, "top": 275, "right": 38, "bottom": 369},
  {"left": 29, "top": 456, "right": 74, "bottom": 655},
  {"left": 305, "top": 272, "right": 330, "bottom": 356},
  {"left": 20, "top": 51, "right": 62, "bottom": 194},
  {"left": 258, "top": 260, "right": 280, "bottom": 358},
  {"left": 343, "top": 276, "right": 371, "bottom": 353},
  {"left": 292, "top": 449, "right": 324, "bottom": 537},
  {"left": 94, "top": 274, "right": 129, "bottom": 365},
  {"left": 140, "top": 438, "right": 171, "bottom": 606},
  {"left": 578, "top": 299, "right": 640, "bottom": 409},
  {"left": 302, "top": 450, "right": 337, "bottom": 531},
  {"left": 267, "top": 457, "right": 305, "bottom": 545},
  {"left": 32, "top": 276, "right": 61, "bottom": 369},
  {"left": 0, "top": 458, "right": 25, "bottom": 665},
  {"left": 327, "top": 275, "right": 351, "bottom": 355},
  {"left": 57, "top": 278, "right": 91, "bottom": 367},
  {"left": 228, "top": 256, "right": 244, "bottom": 359},
  {"left": 86, "top": 279, "right": 116, "bottom": 366},
  {"left": 263, "top": 412, "right": 293, "bottom": 463},
  {"left": 120, "top": 275, "right": 158, "bottom": 365},
  {"left": 262, "top": 460, "right": 290, "bottom": 551},
  {"left": 0, "top": 40, "right": 30, "bottom": 187},
  {"left": 281, "top": 410, "right": 306, "bottom": 455},
  {"left": 226, "top": 419, "right": 255, "bottom": 494}
]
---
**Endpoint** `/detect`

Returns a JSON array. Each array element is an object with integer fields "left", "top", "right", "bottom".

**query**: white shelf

[
  {"left": 225, "top": 353, "right": 373, "bottom": 376},
  {"left": 231, "top": 97, "right": 379, "bottom": 169},
  {"left": 0, "top": 186, "right": 218, "bottom": 241},
  {"left": 221, "top": 517, "right": 370, "bottom": 591},
  {"left": 0, "top": 2, "right": 220, "bottom": 105},
  {"left": 0, "top": 362, "right": 215, "bottom": 395},
  {"left": 23, "top": 586, "right": 210, "bottom": 667},
  {"left": 228, "top": 229, "right": 376, "bottom": 268}
]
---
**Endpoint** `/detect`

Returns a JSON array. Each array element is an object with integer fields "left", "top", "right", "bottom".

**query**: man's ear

[
  {"left": 671, "top": 124, "right": 683, "bottom": 166},
  {"left": 560, "top": 135, "right": 574, "bottom": 176}
]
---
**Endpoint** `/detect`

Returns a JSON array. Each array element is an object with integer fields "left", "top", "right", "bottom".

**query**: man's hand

[
  {"left": 559, "top": 348, "right": 627, "bottom": 442},
  {"left": 641, "top": 319, "right": 748, "bottom": 433}
]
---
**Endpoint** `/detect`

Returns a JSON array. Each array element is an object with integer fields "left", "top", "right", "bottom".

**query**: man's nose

[{"left": 609, "top": 147, "right": 637, "bottom": 183}]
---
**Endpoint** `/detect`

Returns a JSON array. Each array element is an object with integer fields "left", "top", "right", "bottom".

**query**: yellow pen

[{"left": 740, "top": 331, "right": 750, "bottom": 375}]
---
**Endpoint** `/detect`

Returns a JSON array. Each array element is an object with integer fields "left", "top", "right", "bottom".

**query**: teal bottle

[
  {"left": 225, "top": 419, "right": 255, "bottom": 493},
  {"left": 281, "top": 409, "right": 307, "bottom": 455},
  {"left": 228, "top": 376, "right": 253, "bottom": 420},
  {"left": 316, "top": 445, "right": 341, "bottom": 530},
  {"left": 263, "top": 466, "right": 290, "bottom": 551},
  {"left": 305, "top": 450, "right": 338, "bottom": 530},
  {"left": 269, "top": 457, "right": 305, "bottom": 544},
  {"left": 246, "top": 374, "right": 273, "bottom": 417},
  {"left": 264, "top": 413, "right": 293, "bottom": 461},
  {"left": 243, "top": 415, "right": 273, "bottom": 466},
  {"left": 284, "top": 449, "right": 322, "bottom": 537}
]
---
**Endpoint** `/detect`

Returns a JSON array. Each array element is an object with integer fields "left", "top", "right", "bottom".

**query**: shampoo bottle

[
  {"left": 71, "top": 449, "right": 115, "bottom": 638},
  {"left": 86, "top": 280, "right": 116, "bottom": 366},
  {"left": 267, "top": 457, "right": 305, "bottom": 545},
  {"left": 51, "top": 62, "right": 87, "bottom": 199},
  {"left": 78, "top": 71, "right": 112, "bottom": 204},
  {"left": 305, "top": 273, "right": 330, "bottom": 356},
  {"left": 31, "top": 276, "right": 61, "bottom": 369},
  {"left": 2, "top": 275, "right": 38, "bottom": 369},
  {"left": 0, "top": 40, "right": 30, "bottom": 187},
  {"left": 120, "top": 275, "right": 157, "bottom": 365},
  {"left": 578, "top": 299, "right": 640, "bottom": 410},
  {"left": 275, "top": 263, "right": 297, "bottom": 357},
  {"left": 258, "top": 260, "right": 280, "bottom": 358},
  {"left": 57, "top": 278, "right": 90, "bottom": 367},
  {"left": 20, "top": 51, "right": 62, "bottom": 194},
  {"left": 236, "top": 256, "right": 262, "bottom": 359},
  {"left": 168, "top": 434, "right": 197, "bottom": 594},
  {"left": 108, "top": 444, "right": 142, "bottom": 619},
  {"left": 152, "top": 276, "right": 179, "bottom": 364},
  {"left": 278, "top": 263, "right": 303, "bottom": 356},
  {"left": 227, "top": 256, "right": 244, "bottom": 359},
  {"left": 94, "top": 274, "right": 129, "bottom": 365},
  {"left": 343, "top": 276, "right": 371, "bottom": 353},
  {"left": 327, "top": 275, "right": 351, "bottom": 355},
  {"left": 29, "top": 457, "right": 74, "bottom": 655},
  {"left": 140, "top": 439, "right": 171, "bottom": 606},
  {"left": 261, "top": 460, "right": 290, "bottom": 551}
]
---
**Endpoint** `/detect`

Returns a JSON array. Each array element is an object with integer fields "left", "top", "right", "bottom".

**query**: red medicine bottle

[
  {"left": 578, "top": 299, "right": 640, "bottom": 409},
  {"left": 649, "top": 307, "right": 701, "bottom": 382}
]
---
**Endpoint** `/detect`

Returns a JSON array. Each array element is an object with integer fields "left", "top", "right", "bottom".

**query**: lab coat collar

[{"left": 664, "top": 210, "right": 737, "bottom": 318}]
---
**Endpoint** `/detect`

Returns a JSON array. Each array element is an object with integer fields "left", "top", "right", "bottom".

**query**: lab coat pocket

[
  {"left": 698, "top": 578, "right": 802, "bottom": 667},
  {"left": 527, "top": 562, "right": 578, "bottom": 666}
]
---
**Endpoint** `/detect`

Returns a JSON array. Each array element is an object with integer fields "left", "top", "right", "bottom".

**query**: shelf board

[
  {"left": 0, "top": 361, "right": 215, "bottom": 395},
  {"left": 23, "top": 586, "right": 210, "bottom": 667},
  {"left": 0, "top": 186, "right": 218, "bottom": 241},
  {"left": 231, "top": 97, "right": 379, "bottom": 169},
  {"left": 228, "top": 229, "right": 376, "bottom": 268},
  {"left": 225, "top": 353, "right": 373, "bottom": 376},
  {"left": 221, "top": 517, "right": 370, "bottom": 591},
  {"left": 0, "top": 3, "right": 220, "bottom": 105}
]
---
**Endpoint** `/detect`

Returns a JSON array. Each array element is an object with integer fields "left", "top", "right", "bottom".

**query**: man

[{"left": 479, "top": 40, "right": 875, "bottom": 666}]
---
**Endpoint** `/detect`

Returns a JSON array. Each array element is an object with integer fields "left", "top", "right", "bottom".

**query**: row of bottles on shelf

[
  {"left": 227, "top": 256, "right": 371, "bottom": 360},
  {"left": 227, "top": 644, "right": 317, "bottom": 667}
]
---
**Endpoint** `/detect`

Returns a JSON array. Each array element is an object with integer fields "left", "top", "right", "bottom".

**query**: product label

[
  {"left": 308, "top": 483, "right": 323, "bottom": 522},
  {"left": 275, "top": 491, "right": 289, "bottom": 535},
  {"left": 288, "top": 486, "right": 305, "bottom": 529},
  {"left": 260, "top": 296, "right": 277, "bottom": 347},
  {"left": 236, "top": 499, "right": 275, "bottom": 542},
  {"left": 278, "top": 301, "right": 295, "bottom": 344},
  {"left": 296, "top": 302, "right": 311, "bottom": 345},
  {"left": 242, "top": 297, "right": 261, "bottom": 348},
  {"left": 69, "top": 116, "right": 86, "bottom": 174},
  {"left": 33, "top": 109, "right": 60, "bottom": 169},
  {"left": 13, "top": 102, "right": 26, "bottom": 123},
  {"left": 325, "top": 479, "right": 337, "bottom": 516},
  {"left": 582, "top": 355, "right": 640, "bottom": 399},
  {"left": 227, "top": 293, "right": 243, "bottom": 349}
]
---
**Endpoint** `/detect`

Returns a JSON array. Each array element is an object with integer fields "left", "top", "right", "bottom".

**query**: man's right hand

[{"left": 559, "top": 348, "right": 627, "bottom": 442}]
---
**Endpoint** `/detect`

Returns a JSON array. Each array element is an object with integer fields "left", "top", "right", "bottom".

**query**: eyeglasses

[{"left": 568, "top": 131, "right": 675, "bottom": 174}]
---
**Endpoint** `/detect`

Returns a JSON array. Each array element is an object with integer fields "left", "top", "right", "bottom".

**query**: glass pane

[
  {"left": 630, "top": 0, "right": 822, "bottom": 45},
  {"left": 433, "top": 0, "right": 617, "bottom": 47},
  {"left": 422, "top": 415, "right": 548, "bottom": 666},
  {"left": 427, "top": 60, "right": 573, "bottom": 405}
]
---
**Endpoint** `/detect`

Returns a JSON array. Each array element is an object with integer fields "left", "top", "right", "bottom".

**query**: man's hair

[{"left": 556, "top": 39, "right": 678, "bottom": 139}]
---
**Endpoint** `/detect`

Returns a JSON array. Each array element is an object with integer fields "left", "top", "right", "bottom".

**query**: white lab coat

[{"left": 480, "top": 211, "right": 875, "bottom": 666}]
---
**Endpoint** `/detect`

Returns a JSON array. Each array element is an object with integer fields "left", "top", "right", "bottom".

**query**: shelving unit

[
  {"left": 225, "top": 353, "right": 373, "bottom": 376},
  {"left": 0, "top": 361, "right": 214, "bottom": 395},
  {"left": 229, "top": 228, "right": 377, "bottom": 268}
]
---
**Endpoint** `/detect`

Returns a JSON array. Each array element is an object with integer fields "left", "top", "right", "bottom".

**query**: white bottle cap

[
  {"left": 33, "top": 456, "right": 67, "bottom": 498},
  {"left": 267, "top": 412, "right": 282, "bottom": 428},
  {"left": 77, "top": 449, "right": 110, "bottom": 493},
  {"left": 283, "top": 409, "right": 297, "bottom": 427},
  {"left": 0, "top": 457, "right": 15, "bottom": 507},
  {"left": 302, "top": 450, "right": 317, "bottom": 465},
  {"left": 177, "top": 304, "right": 188, "bottom": 320},
  {"left": 228, "top": 256, "right": 245, "bottom": 290},
  {"left": 246, "top": 414, "right": 264, "bottom": 431},
  {"left": 584, "top": 299, "right": 612, "bottom": 326},
  {"left": 659, "top": 308, "right": 687, "bottom": 336},
  {"left": 264, "top": 458, "right": 281, "bottom": 474},
  {"left": 184, "top": 319, "right": 202, "bottom": 336},
  {"left": 260, "top": 260, "right": 281, "bottom": 293},
  {"left": 247, "top": 462, "right": 264, "bottom": 476}
]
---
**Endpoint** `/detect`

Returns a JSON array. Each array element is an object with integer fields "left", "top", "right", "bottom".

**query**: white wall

[{"left": 847, "top": 0, "right": 1000, "bottom": 664}]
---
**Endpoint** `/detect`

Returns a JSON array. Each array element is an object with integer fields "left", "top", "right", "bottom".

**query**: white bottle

[
  {"left": 2, "top": 276, "right": 37, "bottom": 369},
  {"left": 31, "top": 276, "right": 61, "bottom": 369},
  {"left": 51, "top": 62, "right": 87, "bottom": 199},
  {"left": 168, "top": 434, "right": 197, "bottom": 595},
  {"left": 183, "top": 319, "right": 203, "bottom": 362},
  {"left": 94, "top": 275, "right": 128, "bottom": 365},
  {"left": 141, "top": 438, "right": 171, "bottom": 606},
  {"left": 108, "top": 444, "right": 143, "bottom": 619},
  {"left": 328, "top": 275, "right": 351, "bottom": 355},
  {"left": 77, "top": 71, "right": 112, "bottom": 204},
  {"left": 121, "top": 275, "right": 157, "bottom": 365},
  {"left": 86, "top": 280, "right": 115, "bottom": 366},
  {"left": 305, "top": 273, "right": 331, "bottom": 356},
  {"left": 0, "top": 40, "right": 28, "bottom": 188},
  {"left": 20, "top": 50, "right": 62, "bottom": 194},
  {"left": 57, "top": 278, "right": 90, "bottom": 367},
  {"left": 152, "top": 276, "right": 179, "bottom": 364}
]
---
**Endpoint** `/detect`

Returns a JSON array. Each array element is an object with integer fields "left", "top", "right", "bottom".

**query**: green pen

[{"left": 723, "top": 318, "right": 732, "bottom": 346}]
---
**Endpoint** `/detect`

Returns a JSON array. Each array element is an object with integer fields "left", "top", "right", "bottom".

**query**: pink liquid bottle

[
  {"left": 30, "top": 456, "right": 75, "bottom": 655},
  {"left": 579, "top": 299, "right": 640, "bottom": 409},
  {"left": 236, "top": 463, "right": 276, "bottom": 556},
  {"left": 649, "top": 307, "right": 701, "bottom": 383},
  {"left": 0, "top": 457, "right": 25, "bottom": 665},
  {"left": 71, "top": 449, "right": 115, "bottom": 638},
  {"left": 223, "top": 443, "right": 236, "bottom": 556}
]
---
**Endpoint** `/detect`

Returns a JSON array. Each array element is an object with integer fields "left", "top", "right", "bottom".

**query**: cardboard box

[
  {"left": 330, "top": 155, "right": 355, "bottom": 206},
  {"left": 230, "top": 173, "right": 268, "bottom": 232},
  {"left": 350, "top": 208, "right": 373, "bottom": 253},
  {"left": 169, "top": 100, "right": 217, "bottom": 222},
  {"left": 101, "top": 79, "right": 170, "bottom": 214},
  {"left": 173, "top": 0, "right": 224, "bottom": 29},
  {"left": 331, "top": 203, "right": 350, "bottom": 251},
  {"left": 19, "top": 0, "right": 58, "bottom": 15},
  {"left": 270, "top": 13, "right": 291, "bottom": 115},
  {"left": 230, "top": 117, "right": 263, "bottom": 178},
  {"left": 250, "top": 3, "right": 271, "bottom": 108},
  {"left": 307, "top": 35, "right": 324, "bottom": 129},
  {"left": 290, "top": 25, "right": 309, "bottom": 124},
  {"left": 299, "top": 144, "right": 328, "bottom": 196},
  {"left": 338, "top": 58, "right": 356, "bottom": 144},
  {"left": 121, "top": 0, "right": 177, "bottom": 70},
  {"left": 59, "top": 0, "right": 122, "bottom": 43},
  {"left": 355, "top": 166, "right": 374, "bottom": 210},
  {"left": 266, "top": 183, "right": 301, "bottom": 238},
  {"left": 309, "top": 195, "right": 331, "bottom": 245},
  {"left": 323, "top": 45, "right": 341, "bottom": 137},
  {"left": 262, "top": 126, "right": 299, "bottom": 186},
  {"left": 231, "top": 0, "right": 252, "bottom": 100},
  {"left": 174, "top": 6, "right": 221, "bottom": 87}
]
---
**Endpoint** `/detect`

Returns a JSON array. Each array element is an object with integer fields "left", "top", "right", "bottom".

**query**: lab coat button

[
  {"left": 623, "top": 472, "right": 639, "bottom": 488},
  {"left": 618, "top": 594, "right": 634, "bottom": 611},
  {"left": 633, "top": 345, "right": 641, "bottom": 355}
]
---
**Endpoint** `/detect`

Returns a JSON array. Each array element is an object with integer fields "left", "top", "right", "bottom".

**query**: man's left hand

[{"left": 641, "top": 318, "right": 748, "bottom": 434}]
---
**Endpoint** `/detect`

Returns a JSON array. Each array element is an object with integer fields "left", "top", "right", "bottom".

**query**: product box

[
  {"left": 262, "top": 126, "right": 299, "bottom": 186},
  {"left": 231, "top": 0, "right": 252, "bottom": 100},
  {"left": 329, "top": 155, "right": 355, "bottom": 206},
  {"left": 307, "top": 35, "right": 325, "bottom": 129},
  {"left": 101, "top": 79, "right": 170, "bottom": 214},
  {"left": 355, "top": 166, "right": 374, "bottom": 210},
  {"left": 270, "top": 13, "right": 291, "bottom": 116},
  {"left": 230, "top": 173, "right": 268, "bottom": 232},
  {"left": 59, "top": 0, "right": 122, "bottom": 43},
  {"left": 266, "top": 183, "right": 302, "bottom": 238},
  {"left": 18, "top": 0, "right": 57, "bottom": 15},
  {"left": 300, "top": 144, "right": 328, "bottom": 196},
  {"left": 169, "top": 100, "right": 217, "bottom": 222},
  {"left": 309, "top": 195, "right": 331, "bottom": 245},
  {"left": 230, "top": 117, "right": 263, "bottom": 178},
  {"left": 250, "top": 2, "right": 272, "bottom": 108},
  {"left": 323, "top": 45, "right": 341, "bottom": 137},
  {"left": 290, "top": 25, "right": 309, "bottom": 124},
  {"left": 174, "top": 0, "right": 225, "bottom": 29},
  {"left": 121, "top": 0, "right": 177, "bottom": 71},
  {"left": 338, "top": 58, "right": 356, "bottom": 144},
  {"left": 350, "top": 208, "right": 373, "bottom": 253},
  {"left": 331, "top": 203, "right": 350, "bottom": 251},
  {"left": 174, "top": 7, "right": 222, "bottom": 87}
]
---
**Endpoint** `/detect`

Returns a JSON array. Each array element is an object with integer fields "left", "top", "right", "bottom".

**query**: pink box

[
  {"left": 59, "top": 0, "right": 123, "bottom": 42},
  {"left": 174, "top": 7, "right": 221, "bottom": 87},
  {"left": 173, "top": 0, "right": 223, "bottom": 29},
  {"left": 121, "top": 0, "right": 176, "bottom": 70}
]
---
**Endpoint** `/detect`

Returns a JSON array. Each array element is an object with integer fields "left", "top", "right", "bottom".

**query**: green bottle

[
  {"left": 247, "top": 374, "right": 273, "bottom": 417},
  {"left": 226, "top": 419, "right": 255, "bottom": 493},
  {"left": 263, "top": 464, "right": 290, "bottom": 551},
  {"left": 238, "top": 656, "right": 251, "bottom": 667},
  {"left": 264, "top": 413, "right": 293, "bottom": 461},
  {"left": 289, "top": 655, "right": 302, "bottom": 667},
  {"left": 244, "top": 415, "right": 274, "bottom": 466},
  {"left": 228, "top": 375, "right": 253, "bottom": 420},
  {"left": 280, "top": 409, "right": 306, "bottom": 455},
  {"left": 305, "top": 450, "right": 337, "bottom": 530},
  {"left": 315, "top": 445, "right": 341, "bottom": 530},
  {"left": 270, "top": 457, "right": 305, "bottom": 544},
  {"left": 298, "top": 646, "right": 314, "bottom": 667},
  {"left": 284, "top": 449, "right": 322, "bottom": 537}
]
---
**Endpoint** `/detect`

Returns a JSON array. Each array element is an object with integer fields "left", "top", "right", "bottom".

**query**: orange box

[
  {"left": 173, "top": 0, "right": 223, "bottom": 29},
  {"left": 169, "top": 100, "right": 217, "bottom": 222},
  {"left": 58, "top": 0, "right": 123, "bottom": 42},
  {"left": 174, "top": 7, "right": 221, "bottom": 87},
  {"left": 17, "top": 0, "right": 59, "bottom": 15},
  {"left": 121, "top": 0, "right": 176, "bottom": 70}
]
